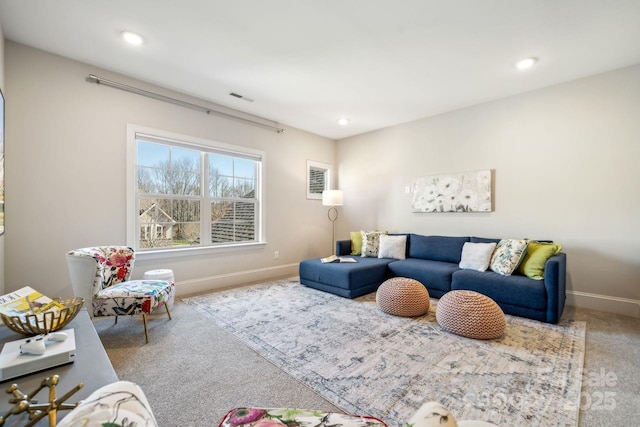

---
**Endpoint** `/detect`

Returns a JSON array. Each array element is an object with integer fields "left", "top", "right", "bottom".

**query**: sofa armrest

[
  {"left": 544, "top": 253, "right": 567, "bottom": 324},
  {"left": 336, "top": 240, "right": 352, "bottom": 256}
]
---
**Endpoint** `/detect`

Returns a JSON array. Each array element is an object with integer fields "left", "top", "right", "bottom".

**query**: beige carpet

[
  {"left": 183, "top": 278, "right": 586, "bottom": 427},
  {"left": 94, "top": 280, "right": 640, "bottom": 427}
]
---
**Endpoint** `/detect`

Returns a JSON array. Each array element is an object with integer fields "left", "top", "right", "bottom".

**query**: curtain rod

[{"left": 86, "top": 74, "right": 285, "bottom": 133}]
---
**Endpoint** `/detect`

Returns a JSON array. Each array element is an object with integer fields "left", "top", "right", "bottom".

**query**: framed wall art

[{"left": 411, "top": 170, "right": 492, "bottom": 213}]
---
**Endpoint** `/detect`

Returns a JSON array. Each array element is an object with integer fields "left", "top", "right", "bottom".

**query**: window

[
  {"left": 306, "top": 160, "right": 332, "bottom": 200},
  {"left": 128, "top": 125, "right": 264, "bottom": 254},
  {"left": 155, "top": 225, "right": 164, "bottom": 239}
]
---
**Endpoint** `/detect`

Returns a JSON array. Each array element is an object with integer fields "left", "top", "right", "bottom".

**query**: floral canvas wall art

[{"left": 411, "top": 170, "right": 492, "bottom": 212}]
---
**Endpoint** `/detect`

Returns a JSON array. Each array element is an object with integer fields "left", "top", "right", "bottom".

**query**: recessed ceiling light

[
  {"left": 121, "top": 31, "right": 144, "bottom": 46},
  {"left": 516, "top": 57, "right": 537, "bottom": 70},
  {"left": 337, "top": 118, "right": 350, "bottom": 126}
]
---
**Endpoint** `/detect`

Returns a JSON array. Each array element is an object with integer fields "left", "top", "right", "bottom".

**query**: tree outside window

[{"left": 134, "top": 133, "right": 262, "bottom": 251}]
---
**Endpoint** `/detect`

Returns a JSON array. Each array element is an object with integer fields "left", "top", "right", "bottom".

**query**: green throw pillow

[
  {"left": 518, "top": 241, "right": 562, "bottom": 280},
  {"left": 350, "top": 231, "right": 363, "bottom": 255}
]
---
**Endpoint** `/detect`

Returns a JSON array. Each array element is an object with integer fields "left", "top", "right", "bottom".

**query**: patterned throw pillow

[
  {"left": 361, "top": 230, "right": 387, "bottom": 258},
  {"left": 378, "top": 235, "right": 407, "bottom": 259},
  {"left": 57, "top": 381, "right": 158, "bottom": 427},
  {"left": 490, "top": 239, "right": 529, "bottom": 276},
  {"left": 459, "top": 242, "right": 497, "bottom": 272}
]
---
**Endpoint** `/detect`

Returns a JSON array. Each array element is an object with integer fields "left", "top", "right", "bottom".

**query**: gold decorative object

[
  {"left": 0, "top": 297, "right": 84, "bottom": 336},
  {"left": 0, "top": 374, "right": 83, "bottom": 427}
]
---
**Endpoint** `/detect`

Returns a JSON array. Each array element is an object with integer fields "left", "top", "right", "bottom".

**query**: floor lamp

[{"left": 322, "top": 190, "right": 344, "bottom": 255}]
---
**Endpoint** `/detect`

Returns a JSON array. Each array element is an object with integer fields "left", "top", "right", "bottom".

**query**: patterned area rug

[{"left": 183, "top": 279, "right": 585, "bottom": 427}]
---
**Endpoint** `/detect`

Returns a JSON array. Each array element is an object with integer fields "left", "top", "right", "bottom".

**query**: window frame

[
  {"left": 127, "top": 124, "right": 267, "bottom": 260},
  {"left": 306, "top": 160, "right": 333, "bottom": 200}
]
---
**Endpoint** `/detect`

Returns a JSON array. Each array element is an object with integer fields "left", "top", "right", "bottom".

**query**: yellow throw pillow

[
  {"left": 350, "top": 231, "right": 363, "bottom": 255},
  {"left": 518, "top": 241, "right": 562, "bottom": 280}
]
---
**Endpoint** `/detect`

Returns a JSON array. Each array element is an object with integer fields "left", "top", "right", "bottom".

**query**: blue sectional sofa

[{"left": 299, "top": 234, "right": 566, "bottom": 324}]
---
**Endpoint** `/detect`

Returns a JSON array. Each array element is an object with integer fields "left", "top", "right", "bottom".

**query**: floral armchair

[
  {"left": 58, "top": 381, "right": 158, "bottom": 427},
  {"left": 66, "top": 246, "right": 174, "bottom": 343}
]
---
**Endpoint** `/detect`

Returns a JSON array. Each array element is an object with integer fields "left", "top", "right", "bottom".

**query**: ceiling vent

[{"left": 229, "top": 92, "right": 254, "bottom": 102}]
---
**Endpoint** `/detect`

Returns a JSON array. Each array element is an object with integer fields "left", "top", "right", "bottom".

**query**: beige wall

[
  {"left": 0, "top": 22, "right": 5, "bottom": 294},
  {"left": 4, "top": 41, "right": 336, "bottom": 297},
  {"left": 4, "top": 39, "right": 639, "bottom": 316},
  {"left": 337, "top": 64, "right": 640, "bottom": 317}
]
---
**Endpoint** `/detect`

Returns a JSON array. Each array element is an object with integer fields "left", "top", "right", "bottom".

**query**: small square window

[{"left": 307, "top": 160, "right": 332, "bottom": 200}]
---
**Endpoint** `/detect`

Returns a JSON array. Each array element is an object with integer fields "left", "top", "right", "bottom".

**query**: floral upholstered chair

[
  {"left": 66, "top": 246, "right": 174, "bottom": 343},
  {"left": 58, "top": 381, "right": 158, "bottom": 427}
]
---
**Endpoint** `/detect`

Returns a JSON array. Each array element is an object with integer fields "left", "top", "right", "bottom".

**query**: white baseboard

[
  {"left": 566, "top": 290, "right": 640, "bottom": 318},
  {"left": 174, "top": 263, "right": 299, "bottom": 297}
]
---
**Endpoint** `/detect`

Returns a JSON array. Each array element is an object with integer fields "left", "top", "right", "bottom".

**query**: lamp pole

[
  {"left": 322, "top": 190, "right": 344, "bottom": 255},
  {"left": 327, "top": 206, "right": 338, "bottom": 255}
]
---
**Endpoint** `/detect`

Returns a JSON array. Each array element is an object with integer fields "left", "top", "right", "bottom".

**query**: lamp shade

[{"left": 322, "top": 190, "right": 344, "bottom": 206}]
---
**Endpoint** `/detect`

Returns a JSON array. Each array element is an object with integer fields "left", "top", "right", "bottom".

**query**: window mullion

[
  {"left": 254, "top": 162, "right": 260, "bottom": 242},
  {"left": 201, "top": 152, "right": 212, "bottom": 246}
]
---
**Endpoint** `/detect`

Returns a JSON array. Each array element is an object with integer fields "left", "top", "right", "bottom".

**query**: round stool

[
  {"left": 436, "top": 290, "right": 506, "bottom": 339},
  {"left": 376, "top": 277, "right": 430, "bottom": 317}
]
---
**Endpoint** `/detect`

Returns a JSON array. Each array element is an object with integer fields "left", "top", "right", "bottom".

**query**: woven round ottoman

[
  {"left": 436, "top": 290, "right": 506, "bottom": 339},
  {"left": 376, "top": 277, "right": 430, "bottom": 317}
]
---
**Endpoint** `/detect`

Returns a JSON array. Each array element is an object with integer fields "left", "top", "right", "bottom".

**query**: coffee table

[{"left": 0, "top": 309, "right": 118, "bottom": 426}]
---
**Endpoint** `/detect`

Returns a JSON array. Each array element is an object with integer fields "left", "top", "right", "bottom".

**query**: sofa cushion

[
  {"left": 408, "top": 234, "right": 470, "bottom": 263},
  {"left": 388, "top": 258, "right": 459, "bottom": 294},
  {"left": 451, "top": 269, "right": 547, "bottom": 310},
  {"left": 459, "top": 242, "right": 496, "bottom": 272},
  {"left": 470, "top": 236, "right": 500, "bottom": 244},
  {"left": 300, "top": 257, "right": 393, "bottom": 291}
]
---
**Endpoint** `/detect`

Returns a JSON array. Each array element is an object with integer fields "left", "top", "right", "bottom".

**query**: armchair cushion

[
  {"left": 93, "top": 280, "right": 175, "bottom": 317},
  {"left": 57, "top": 381, "right": 157, "bottom": 427},
  {"left": 220, "top": 407, "right": 386, "bottom": 427}
]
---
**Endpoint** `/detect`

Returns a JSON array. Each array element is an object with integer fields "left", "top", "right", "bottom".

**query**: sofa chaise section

[{"left": 299, "top": 256, "right": 395, "bottom": 298}]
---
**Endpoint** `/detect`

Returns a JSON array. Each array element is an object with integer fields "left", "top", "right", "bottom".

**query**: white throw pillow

[
  {"left": 459, "top": 242, "right": 497, "bottom": 272},
  {"left": 378, "top": 235, "right": 407, "bottom": 259}
]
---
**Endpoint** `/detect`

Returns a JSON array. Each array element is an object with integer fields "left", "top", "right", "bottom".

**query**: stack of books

[
  {"left": 0, "top": 286, "right": 66, "bottom": 322},
  {"left": 320, "top": 255, "right": 358, "bottom": 263}
]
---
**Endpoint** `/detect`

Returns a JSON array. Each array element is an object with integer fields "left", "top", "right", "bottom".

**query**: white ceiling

[{"left": 1, "top": 0, "right": 640, "bottom": 139}]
